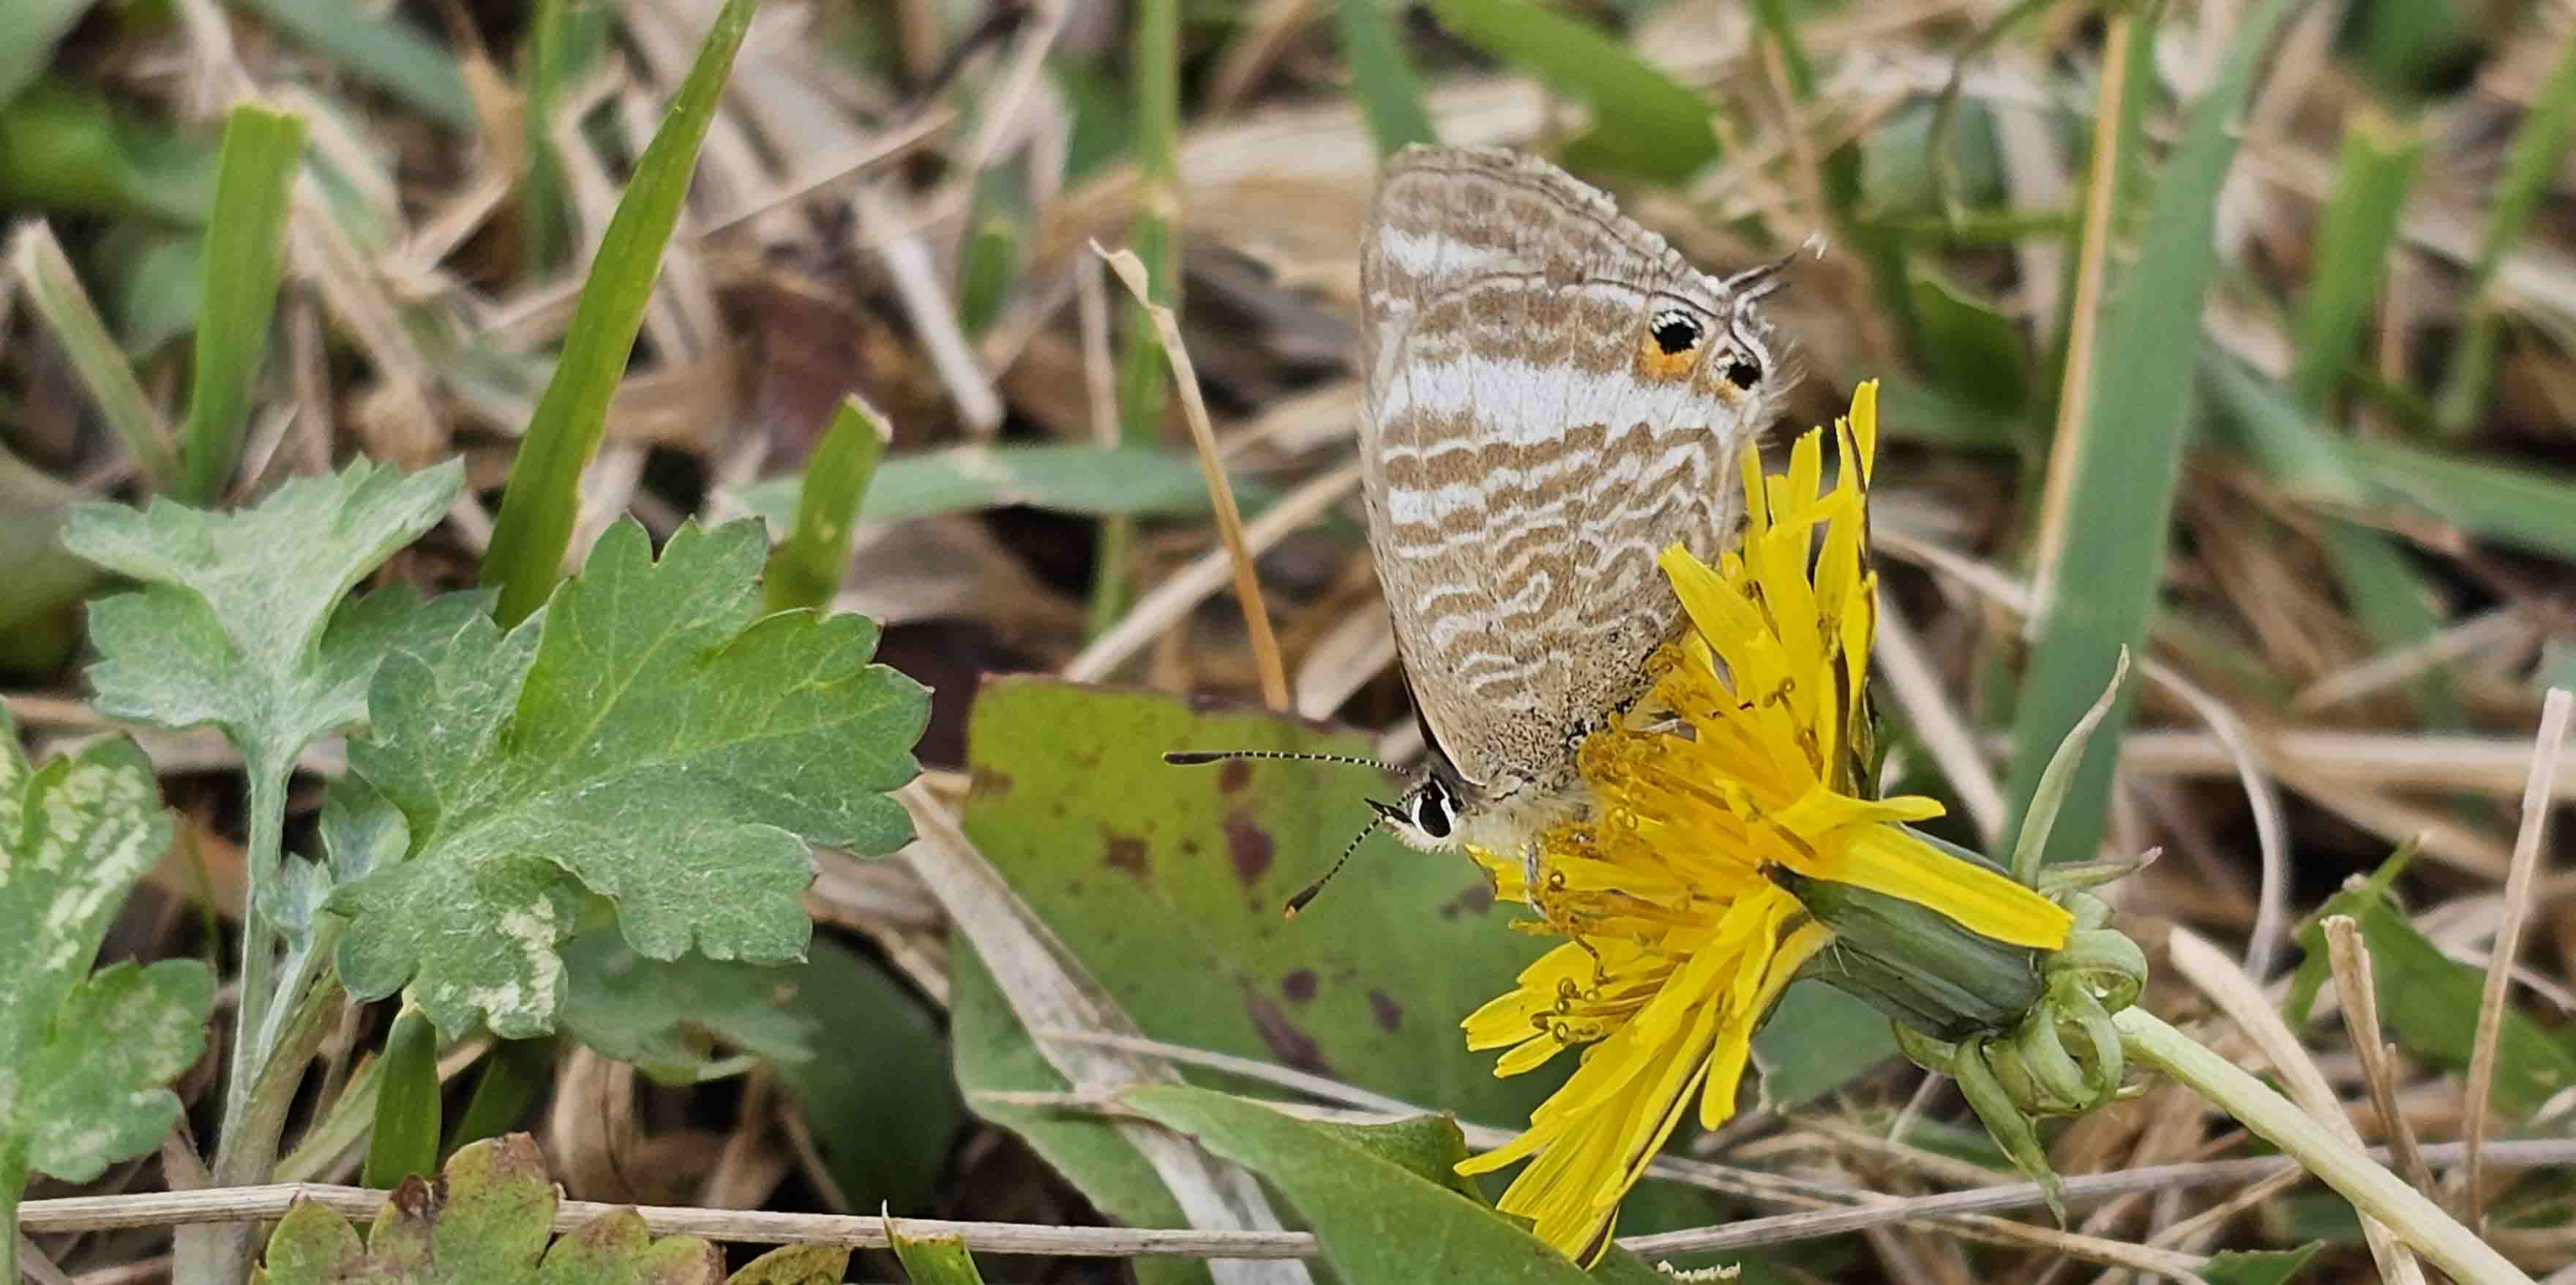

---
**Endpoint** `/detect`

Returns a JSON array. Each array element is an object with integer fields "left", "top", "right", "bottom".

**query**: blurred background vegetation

[{"left": 5, "top": 0, "right": 2576, "bottom": 1281}]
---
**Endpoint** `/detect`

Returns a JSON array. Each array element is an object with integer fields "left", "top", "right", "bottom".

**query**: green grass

[{"left": 481, "top": 0, "right": 760, "bottom": 626}]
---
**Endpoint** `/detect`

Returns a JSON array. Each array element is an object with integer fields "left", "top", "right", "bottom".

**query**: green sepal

[{"left": 1781, "top": 866, "right": 2044, "bottom": 1039}]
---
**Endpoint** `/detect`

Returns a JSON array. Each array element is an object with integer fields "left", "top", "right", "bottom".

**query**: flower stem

[{"left": 2115, "top": 1007, "right": 2531, "bottom": 1285}]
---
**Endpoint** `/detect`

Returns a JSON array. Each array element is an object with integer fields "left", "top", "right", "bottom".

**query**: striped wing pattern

[{"left": 1359, "top": 146, "right": 1772, "bottom": 798}]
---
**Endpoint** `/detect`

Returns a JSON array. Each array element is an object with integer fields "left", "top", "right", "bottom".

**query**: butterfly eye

[
  {"left": 1725, "top": 352, "right": 1763, "bottom": 389},
  {"left": 1412, "top": 783, "right": 1453, "bottom": 839},
  {"left": 1649, "top": 309, "right": 1702, "bottom": 356}
]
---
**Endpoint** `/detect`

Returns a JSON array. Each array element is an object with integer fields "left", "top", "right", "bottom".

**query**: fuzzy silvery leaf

[
  {"left": 0, "top": 710, "right": 214, "bottom": 1194},
  {"left": 330, "top": 519, "right": 929, "bottom": 1038},
  {"left": 61, "top": 460, "right": 468, "bottom": 779}
]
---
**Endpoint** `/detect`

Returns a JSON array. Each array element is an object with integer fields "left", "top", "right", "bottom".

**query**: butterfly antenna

[
  {"left": 1284, "top": 811, "right": 1385, "bottom": 919},
  {"left": 1723, "top": 233, "right": 1828, "bottom": 303},
  {"left": 1163, "top": 749, "right": 1399, "bottom": 772}
]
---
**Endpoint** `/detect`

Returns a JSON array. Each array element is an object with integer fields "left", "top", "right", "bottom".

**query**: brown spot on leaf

[
  {"left": 1103, "top": 830, "right": 1149, "bottom": 880},
  {"left": 1243, "top": 991, "right": 1330, "bottom": 1074},
  {"left": 1218, "top": 758, "right": 1253, "bottom": 793},
  {"left": 969, "top": 765, "right": 1012, "bottom": 798},
  {"left": 1281, "top": 969, "right": 1318, "bottom": 1003},
  {"left": 1438, "top": 880, "right": 1496, "bottom": 920},
  {"left": 1224, "top": 812, "right": 1273, "bottom": 885},
  {"left": 1368, "top": 988, "right": 1404, "bottom": 1033}
]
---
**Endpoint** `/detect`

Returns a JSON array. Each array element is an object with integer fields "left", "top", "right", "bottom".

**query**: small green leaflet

[
  {"left": 62, "top": 459, "right": 468, "bottom": 783},
  {"left": 1, "top": 710, "right": 214, "bottom": 1268},
  {"left": 330, "top": 518, "right": 929, "bottom": 1038},
  {"left": 250, "top": 1133, "right": 851, "bottom": 1284}
]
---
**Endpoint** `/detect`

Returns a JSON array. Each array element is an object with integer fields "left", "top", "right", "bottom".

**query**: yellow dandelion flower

[{"left": 1455, "top": 381, "right": 2075, "bottom": 1260}]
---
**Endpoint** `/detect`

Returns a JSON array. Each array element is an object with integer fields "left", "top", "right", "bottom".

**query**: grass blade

[
  {"left": 890, "top": 1224, "right": 992, "bottom": 1284},
  {"left": 2002, "top": 0, "right": 2307, "bottom": 865},
  {"left": 764, "top": 396, "right": 891, "bottom": 615},
  {"left": 2435, "top": 36, "right": 2576, "bottom": 434},
  {"left": 480, "top": 0, "right": 759, "bottom": 626},
  {"left": 180, "top": 102, "right": 305, "bottom": 505},
  {"left": 1426, "top": 0, "right": 1717, "bottom": 182},
  {"left": 9, "top": 220, "right": 179, "bottom": 490},
  {"left": 362, "top": 1005, "right": 440, "bottom": 1188},
  {"left": 1335, "top": 0, "right": 1435, "bottom": 155},
  {"left": 2291, "top": 110, "right": 2422, "bottom": 409},
  {"left": 2286, "top": 107, "right": 2449, "bottom": 716},
  {"left": 2206, "top": 353, "right": 2576, "bottom": 563}
]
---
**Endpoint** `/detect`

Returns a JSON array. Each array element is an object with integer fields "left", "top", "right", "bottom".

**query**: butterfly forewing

[{"left": 1359, "top": 146, "right": 1780, "bottom": 817}]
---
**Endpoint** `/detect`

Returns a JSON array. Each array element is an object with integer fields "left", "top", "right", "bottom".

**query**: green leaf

[
  {"left": 888, "top": 1225, "right": 987, "bottom": 1285},
  {"left": 723, "top": 1245, "right": 851, "bottom": 1285},
  {"left": 2288, "top": 858, "right": 2576, "bottom": 1115},
  {"left": 1909, "top": 271, "right": 2029, "bottom": 416},
  {"left": 558, "top": 927, "right": 818, "bottom": 1083},
  {"left": 250, "top": 1134, "right": 732, "bottom": 1284},
  {"left": 181, "top": 103, "right": 307, "bottom": 505},
  {"left": 0, "top": 0, "right": 97, "bottom": 105},
  {"left": 769, "top": 936, "right": 959, "bottom": 1215},
  {"left": 64, "top": 459, "right": 468, "bottom": 779},
  {"left": 1749, "top": 983, "right": 1898, "bottom": 1109},
  {"left": 447, "top": 1038, "right": 553, "bottom": 1156},
  {"left": 1292, "top": 1112, "right": 1485, "bottom": 1202},
  {"left": 736, "top": 442, "right": 1271, "bottom": 530},
  {"left": 232, "top": 0, "right": 474, "bottom": 130},
  {"left": 0, "top": 712, "right": 215, "bottom": 1282},
  {"left": 365, "top": 1006, "right": 441, "bottom": 1188},
  {"left": 1128, "top": 1085, "right": 1593, "bottom": 1284},
  {"left": 0, "top": 80, "right": 217, "bottom": 223},
  {"left": 1423, "top": 0, "right": 1717, "bottom": 182},
  {"left": 946, "top": 948, "right": 1210, "bottom": 1285},
  {"left": 763, "top": 396, "right": 888, "bottom": 614},
  {"left": 2002, "top": 0, "right": 2306, "bottom": 866},
  {"left": 961, "top": 678, "right": 1554, "bottom": 1120},
  {"left": 1336, "top": 0, "right": 1436, "bottom": 155},
  {"left": 484, "top": 0, "right": 759, "bottom": 626},
  {"left": 2198, "top": 1243, "right": 2324, "bottom": 1284},
  {"left": 331, "top": 518, "right": 929, "bottom": 1038}
]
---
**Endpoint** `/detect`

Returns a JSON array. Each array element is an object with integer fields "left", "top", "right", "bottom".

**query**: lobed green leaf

[
  {"left": 332, "top": 518, "right": 928, "bottom": 1038},
  {"left": 64, "top": 458, "right": 468, "bottom": 779},
  {"left": 0, "top": 711, "right": 214, "bottom": 1281}
]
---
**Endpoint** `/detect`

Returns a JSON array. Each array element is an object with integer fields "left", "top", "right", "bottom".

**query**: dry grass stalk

[
  {"left": 2457, "top": 688, "right": 2575, "bottom": 1223},
  {"left": 2027, "top": 10, "right": 2133, "bottom": 607},
  {"left": 2324, "top": 915, "right": 2438, "bottom": 1198},
  {"left": 1096, "top": 243, "right": 1290, "bottom": 710}
]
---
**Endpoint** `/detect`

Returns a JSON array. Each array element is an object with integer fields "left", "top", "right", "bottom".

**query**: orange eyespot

[{"left": 1634, "top": 308, "right": 1704, "bottom": 382}]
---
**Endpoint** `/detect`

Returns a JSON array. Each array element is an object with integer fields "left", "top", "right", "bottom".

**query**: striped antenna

[
  {"left": 1285, "top": 805, "right": 1394, "bottom": 919},
  {"left": 1163, "top": 749, "right": 1399, "bottom": 772}
]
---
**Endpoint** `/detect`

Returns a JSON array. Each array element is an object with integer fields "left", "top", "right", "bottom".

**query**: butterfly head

[{"left": 1368, "top": 772, "right": 1463, "bottom": 853}]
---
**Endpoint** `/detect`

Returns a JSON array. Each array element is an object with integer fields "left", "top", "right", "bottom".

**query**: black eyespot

[
  {"left": 1725, "top": 353, "right": 1763, "bottom": 389},
  {"left": 1415, "top": 787, "right": 1453, "bottom": 839},
  {"left": 1650, "top": 310, "right": 1701, "bottom": 356}
]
